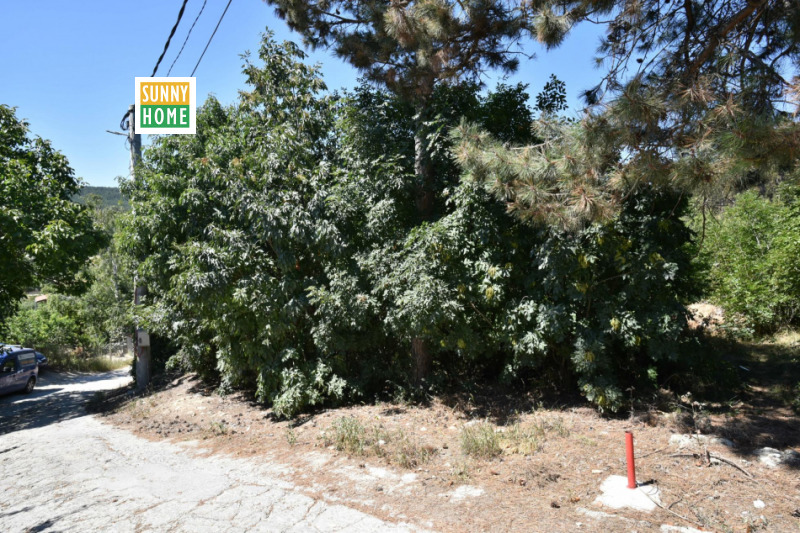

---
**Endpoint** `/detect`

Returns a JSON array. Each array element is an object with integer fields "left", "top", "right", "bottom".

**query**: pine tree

[
  {"left": 456, "top": 0, "right": 800, "bottom": 226},
  {"left": 264, "top": 0, "right": 532, "bottom": 382}
]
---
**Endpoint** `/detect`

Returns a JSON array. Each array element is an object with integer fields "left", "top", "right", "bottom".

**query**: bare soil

[{"left": 94, "top": 337, "right": 800, "bottom": 533}]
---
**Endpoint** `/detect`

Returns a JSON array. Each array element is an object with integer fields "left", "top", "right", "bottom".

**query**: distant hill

[{"left": 74, "top": 186, "right": 129, "bottom": 209}]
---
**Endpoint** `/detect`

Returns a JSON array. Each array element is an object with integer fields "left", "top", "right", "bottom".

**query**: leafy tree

[
  {"left": 0, "top": 105, "right": 107, "bottom": 329},
  {"left": 700, "top": 185, "right": 800, "bottom": 334},
  {"left": 79, "top": 202, "right": 134, "bottom": 346},
  {"left": 263, "top": 0, "right": 535, "bottom": 380}
]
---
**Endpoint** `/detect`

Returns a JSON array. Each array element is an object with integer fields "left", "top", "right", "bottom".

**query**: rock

[
  {"left": 669, "top": 433, "right": 735, "bottom": 448},
  {"left": 754, "top": 500, "right": 765, "bottom": 509},
  {"left": 756, "top": 447, "right": 800, "bottom": 468}
]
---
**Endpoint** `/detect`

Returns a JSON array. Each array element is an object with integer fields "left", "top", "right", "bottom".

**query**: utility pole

[{"left": 128, "top": 104, "right": 151, "bottom": 391}]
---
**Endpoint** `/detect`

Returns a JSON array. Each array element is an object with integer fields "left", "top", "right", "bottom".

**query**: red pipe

[{"left": 625, "top": 431, "right": 636, "bottom": 488}]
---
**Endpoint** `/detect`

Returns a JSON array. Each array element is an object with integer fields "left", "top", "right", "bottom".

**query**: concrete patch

[{"left": 594, "top": 475, "right": 660, "bottom": 512}]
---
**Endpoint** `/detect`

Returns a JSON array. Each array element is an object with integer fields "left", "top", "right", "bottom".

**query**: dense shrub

[
  {"left": 7, "top": 295, "right": 96, "bottom": 358},
  {"left": 701, "top": 186, "right": 800, "bottom": 335},
  {"left": 123, "top": 34, "right": 700, "bottom": 415}
]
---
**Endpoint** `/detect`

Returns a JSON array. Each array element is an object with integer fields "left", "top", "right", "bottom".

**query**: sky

[{"left": 0, "top": 0, "right": 606, "bottom": 187}]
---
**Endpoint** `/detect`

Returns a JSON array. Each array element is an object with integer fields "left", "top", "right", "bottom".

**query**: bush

[
  {"left": 7, "top": 295, "right": 93, "bottom": 356},
  {"left": 701, "top": 186, "right": 800, "bottom": 335}
]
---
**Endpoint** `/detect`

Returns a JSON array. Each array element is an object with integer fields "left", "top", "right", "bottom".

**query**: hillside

[{"left": 74, "top": 186, "right": 128, "bottom": 209}]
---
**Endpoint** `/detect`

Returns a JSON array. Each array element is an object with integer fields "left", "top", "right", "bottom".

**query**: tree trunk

[
  {"left": 411, "top": 102, "right": 434, "bottom": 385},
  {"left": 411, "top": 337, "right": 431, "bottom": 386}
]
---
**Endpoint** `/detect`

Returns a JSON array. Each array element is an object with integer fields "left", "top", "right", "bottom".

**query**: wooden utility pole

[{"left": 128, "top": 104, "right": 151, "bottom": 391}]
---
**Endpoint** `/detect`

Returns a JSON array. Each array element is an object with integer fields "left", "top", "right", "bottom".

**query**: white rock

[
  {"left": 755, "top": 447, "right": 799, "bottom": 468},
  {"left": 757, "top": 447, "right": 782, "bottom": 467},
  {"left": 669, "top": 434, "right": 735, "bottom": 448},
  {"left": 753, "top": 500, "right": 765, "bottom": 509}
]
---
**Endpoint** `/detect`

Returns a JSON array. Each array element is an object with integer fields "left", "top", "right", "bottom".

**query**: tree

[
  {"left": 461, "top": 0, "right": 800, "bottom": 227},
  {"left": 264, "top": 0, "right": 534, "bottom": 382},
  {"left": 0, "top": 105, "right": 107, "bottom": 329}
]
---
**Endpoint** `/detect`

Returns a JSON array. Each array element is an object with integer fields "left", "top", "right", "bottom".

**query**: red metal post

[{"left": 625, "top": 431, "right": 636, "bottom": 488}]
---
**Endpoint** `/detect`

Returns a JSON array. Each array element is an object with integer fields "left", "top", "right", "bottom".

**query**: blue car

[
  {"left": 0, "top": 344, "right": 47, "bottom": 370},
  {"left": 0, "top": 347, "right": 39, "bottom": 395}
]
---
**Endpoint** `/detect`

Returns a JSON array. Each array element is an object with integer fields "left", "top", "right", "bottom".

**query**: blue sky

[{"left": 0, "top": 1, "right": 605, "bottom": 187}]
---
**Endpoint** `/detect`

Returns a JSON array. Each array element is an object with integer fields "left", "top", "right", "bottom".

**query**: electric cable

[
  {"left": 150, "top": 0, "right": 190, "bottom": 77},
  {"left": 167, "top": 0, "right": 208, "bottom": 76},
  {"left": 191, "top": 0, "right": 233, "bottom": 77}
]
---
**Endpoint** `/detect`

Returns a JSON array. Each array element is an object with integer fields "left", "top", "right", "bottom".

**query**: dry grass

[
  {"left": 321, "top": 416, "right": 435, "bottom": 469},
  {"left": 49, "top": 353, "right": 132, "bottom": 373},
  {"left": 460, "top": 421, "right": 502, "bottom": 458}
]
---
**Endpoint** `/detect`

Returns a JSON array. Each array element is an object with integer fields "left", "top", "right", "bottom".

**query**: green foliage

[
  {"left": 5, "top": 203, "right": 133, "bottom": 370},
  {"left": 7, "top": 295, "right": 86, "bottom": 355},
  {"left": 123, "top": 38, "right": 350, "bottom": 415},
  {"left": 701, "top": 186, "right": 800, "bottom": 335},
  {"left": 525, "top": 0, "right": 800, "bottom": 218},
  {"left": 122, "top": 34, "right": 701, "bottom": 416},
  {"left": 535, "top": 74, "right": 567, "bottom": 115},
  {"left": 0, "top": 105, "right": 107, "bottom": 329},
  {"left": 265, "top": 0, "right": 530, "bottom": 102},
  {"left": 792, "top": 382, "right": 800, "bottom": 414}
]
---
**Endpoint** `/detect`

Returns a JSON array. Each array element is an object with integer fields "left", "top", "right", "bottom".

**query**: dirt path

[{"left": 0, "top": 370, "right": 425, "bottom": 532}]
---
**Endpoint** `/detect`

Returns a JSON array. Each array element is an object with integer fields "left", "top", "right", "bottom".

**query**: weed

[
  {"left": 324, "top": 416, "right": 370, "bottom": 455},
  {"left": 546, "top": 416, "right": 571, "bottom": 438},
  {"left": 502, "top": 423, "right": 544, "bottom": 455},
  {"left": 450, "top": 460, "right": 471, "bottom": 482},
  {"left": 386, "top": 430, "right": 435, "bottom": 468},
  {"left": 210, "top": 420, "right": 229, "bottom": 435},
  {"left": 460, "top": 421, "right": 502, "bottom": 458},
  {"left": 286, "top": 427, "right": 297, "bottom": 446},
  {"left": 320, "top": 417, "right": 435, "bottom": 469}
]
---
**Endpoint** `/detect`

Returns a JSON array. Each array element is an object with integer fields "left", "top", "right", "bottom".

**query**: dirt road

[{"left": 0, "top": 370, "right": 424, "bottom": 532}]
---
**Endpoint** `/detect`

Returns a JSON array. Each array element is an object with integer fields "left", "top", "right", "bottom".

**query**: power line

[
  {"left": 167, "top": 0, "right": 208, "bottom": 76},
  {"left": 191, "top": 0, "right": 233, "bottom": 77},
  {"left": 150, "top": 0, "right": 190, "bottom": 77}
]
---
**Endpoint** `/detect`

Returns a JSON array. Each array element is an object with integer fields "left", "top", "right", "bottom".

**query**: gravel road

[{"left": 0, "top": 370, "right": 423, "bottom": 532}]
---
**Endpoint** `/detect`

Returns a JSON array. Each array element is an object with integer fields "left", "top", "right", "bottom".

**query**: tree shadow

[
  {"left": 702, "top": 335, "right": 800, "bottom": 468},
  {"left": 0, "top": 369, "right": 131, "bottom": 436}
]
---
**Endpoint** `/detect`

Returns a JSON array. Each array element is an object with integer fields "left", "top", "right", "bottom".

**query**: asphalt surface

[{"left": 0, "top": 369, "right": 424, "bottom": 532}]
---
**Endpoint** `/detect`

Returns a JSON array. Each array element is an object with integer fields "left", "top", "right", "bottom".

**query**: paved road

[{"left": 0, "top": 370, "right": 423, "bottom": 532}]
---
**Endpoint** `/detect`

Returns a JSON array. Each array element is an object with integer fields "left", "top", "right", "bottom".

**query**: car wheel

[{"left": 24, "top": 377, "right": 35, "bottom": 394}]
